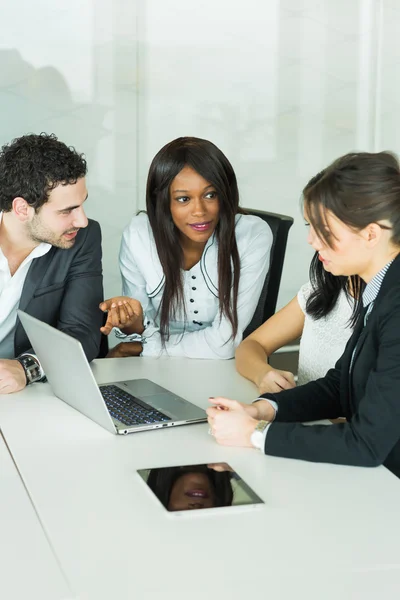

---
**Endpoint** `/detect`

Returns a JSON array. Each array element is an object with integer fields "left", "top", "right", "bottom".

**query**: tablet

[{"left": 137, "top": 462, "right": 264, "bottom": 516}]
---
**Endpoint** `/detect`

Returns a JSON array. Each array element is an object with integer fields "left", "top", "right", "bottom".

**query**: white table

[
  {"left": 0, "top": 430, "right": 73, "bottom": 600},
  {"left": 1, "top": 357, "right": 400, "bottom": 599}
]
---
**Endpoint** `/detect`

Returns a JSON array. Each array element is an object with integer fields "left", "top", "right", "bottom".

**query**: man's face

[{"left": 27, "top": 177, "right": 88, "bottom": 249}]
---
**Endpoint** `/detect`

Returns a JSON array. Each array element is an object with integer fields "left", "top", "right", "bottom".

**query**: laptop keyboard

[{"left": 101, "top": 385, "right": 171, "bottom": 426}]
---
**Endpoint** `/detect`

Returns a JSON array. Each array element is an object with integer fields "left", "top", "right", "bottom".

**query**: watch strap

[{"left": 16, "top": 354, "right": 43, "bottom": 384}]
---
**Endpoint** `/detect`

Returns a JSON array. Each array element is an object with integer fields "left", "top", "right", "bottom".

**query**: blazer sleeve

[
  {"left": 138, "top": 218, "right": 272, "bottom": 359},
  {"left": 56, "top": 221, "right": 104, "bottom": 362},
  {"left": 263, "top": 299, "right": 400, "bottom": 468}
]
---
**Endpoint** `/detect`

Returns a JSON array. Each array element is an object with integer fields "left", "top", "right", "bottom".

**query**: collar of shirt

[
  {"left": 0, "top": 212, "right": 52, "bottom": 273},
  {"left": 362, "top": 260, "right": 394, "bottom": 308}
]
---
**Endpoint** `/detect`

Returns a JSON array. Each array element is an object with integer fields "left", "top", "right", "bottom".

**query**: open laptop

[{"left": 17, "top": 310, "right": 207, "bottom": 435}]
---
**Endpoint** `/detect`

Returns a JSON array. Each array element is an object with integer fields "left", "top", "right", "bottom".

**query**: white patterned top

[
  {"left": 119, "top": 212, "right": 272, "bottom": 358},
  {"left": 297, "top": 281, "right": 354, "bottom": 386}
]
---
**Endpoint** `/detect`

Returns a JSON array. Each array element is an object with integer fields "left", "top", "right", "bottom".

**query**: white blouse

[
  {"left": 119, "top": 212, "right": 272, "bottom": 359},
  {"left": 297, "top": 281, "right": 354, "bottom": 385}
]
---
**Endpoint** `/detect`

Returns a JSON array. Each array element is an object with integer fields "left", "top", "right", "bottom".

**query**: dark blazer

[
  {"left": 262, "top": 253, "right": 400, "bottom": 478},
  {"left": 14, "top": 219, "right": 104, "bottom": 363}
]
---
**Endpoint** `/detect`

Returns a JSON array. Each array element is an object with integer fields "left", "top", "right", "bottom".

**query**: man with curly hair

[{"left": 0, "top": 133, "right": 103, "bottom": 393}]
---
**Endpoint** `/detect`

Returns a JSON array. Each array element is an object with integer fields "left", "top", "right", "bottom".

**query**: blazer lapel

[
  {"left": 341, "top": 307, "right": 368, "bottom": 414},
  {"left": 18, "top": 250, "right": 55, "bottom": 312}
]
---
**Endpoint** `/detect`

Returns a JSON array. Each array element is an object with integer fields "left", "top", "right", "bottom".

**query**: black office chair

[{"left": 243, "top": 208, "right": 294, "bottom": 338}]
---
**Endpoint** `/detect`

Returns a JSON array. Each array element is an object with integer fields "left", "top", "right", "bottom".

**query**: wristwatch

[
  {"left": 16, "top": 354, "right": 43, "bottom": 385},
  {"left": 250, "top": 420, "right": 270, "bottom": 450}
]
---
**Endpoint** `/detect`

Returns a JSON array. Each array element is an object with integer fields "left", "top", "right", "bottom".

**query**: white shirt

[
  {"left": 0, "top": 214, "right": 51, "bottom": 358},
  {"left": 297, "top": 281, "right": 354, "bottom": 385},
  {"left": 253, "top": 281, "right": 355, "bottom": 449},
  {"left": 119, "top": 212, "right": 272, "bottom": 359}
]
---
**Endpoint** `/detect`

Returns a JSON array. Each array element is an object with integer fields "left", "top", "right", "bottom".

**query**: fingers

[
  {"left": 283, "top": 371, "right": 296, "bottom": 387},
  {"left": 123, "top": 301, "right": 137, "bottom": 321},
  {"left": 99, "top": 302, "right": 135, "bottom": 334},
  {"left": 206, "top": 407, "right": 219, "bottom": 419},
  {"left": 99, "top": 300, "right": 112, "bottom": 312},
  {"left": 259, "top": 370, "right": 296, "bottom": 393},
  {"left": 116, "top": 302, "right": 130, "bottom": 327},
  {"left": 99, "top": 296, "right": 138, "bottom": 313},
  {"left": 100, "top": 312, "right": 115, "bottom": 335},
  {"left": 208, "top": 396, "right": 238, "bottom": 410},
  {"left": 275, "top": 372, "right": 296, "bottom": 390}
]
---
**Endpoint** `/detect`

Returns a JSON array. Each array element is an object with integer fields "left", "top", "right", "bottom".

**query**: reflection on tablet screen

[{"left": 137, "top": 463, "right": 264, "bottom": 512}]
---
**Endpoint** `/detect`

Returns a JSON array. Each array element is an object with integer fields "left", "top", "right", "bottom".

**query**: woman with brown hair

[{"left": 208, "top": 151, "right": 400, "bottom": 478}]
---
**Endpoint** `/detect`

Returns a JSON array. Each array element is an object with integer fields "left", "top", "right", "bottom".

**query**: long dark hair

[
  {"left": 302, "top": 169, "right": 364, "bottom": 326},
  {"left": 147, "top": 465, "right": 233, "bottom": 509},
  {"left": 146, "top": 137, "right": 241, "bottom": 342},
  {"left": 306, "top": 252, "right": 364, "bottom": 326}
]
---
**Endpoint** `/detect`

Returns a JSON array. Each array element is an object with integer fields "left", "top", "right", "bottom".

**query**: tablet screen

[{"left": 137, "top": 463, "right": 264, "bottom": 512}]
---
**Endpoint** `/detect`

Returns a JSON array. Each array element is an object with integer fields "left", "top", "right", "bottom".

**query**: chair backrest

[{"left": 243, "top": 208, "right": 294, "bottom": 338}]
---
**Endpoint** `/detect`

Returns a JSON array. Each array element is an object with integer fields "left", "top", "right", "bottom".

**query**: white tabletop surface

[
  {"left": 0, "top": 430, "right": 73, "bottom": 600},
  {"left": 1, "top": 357, "right": 400, "bottom": 599}
]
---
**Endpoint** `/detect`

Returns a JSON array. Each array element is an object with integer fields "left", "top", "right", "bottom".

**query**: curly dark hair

[{"left": 0, "top": 133, "right": 87, "bottom": 212}]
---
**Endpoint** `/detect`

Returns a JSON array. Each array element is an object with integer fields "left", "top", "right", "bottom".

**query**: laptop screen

[{"left": 137, "top": 463, "right": 264, "bottom": 512}]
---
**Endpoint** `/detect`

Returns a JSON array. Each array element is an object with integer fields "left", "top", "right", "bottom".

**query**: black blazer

[
  {"left": 262, "top": 253, "right": 400, "bottom": 478},
  {"left": 14, "top": 219, "right": 104, "bottom": 363}
]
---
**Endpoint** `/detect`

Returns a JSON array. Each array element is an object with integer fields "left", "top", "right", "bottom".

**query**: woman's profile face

[
  {"left": 305, "top": 209, "right": 371, "bottom": 278},
  {"left": 168, "top": 472, "right": 215, "bottom": 511},
  {"left": 169, "top": 166, "right": 220, "bottom": 247}
]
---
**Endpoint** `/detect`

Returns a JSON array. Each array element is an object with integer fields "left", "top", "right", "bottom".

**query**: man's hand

[
  {"left": 206, "top": 397, "right": 260, "bottom": 448},
  {"left": 99, "top": 297, "right": 144, "bottom": 336},
  {"left": 258, "top": 368, "right": 296, "bottom": 394},
  {"left": 106, "top": 342, "right": 143, "bottom": 358},
  {"left": 0, "top": 360, "right": 27, "bottom": 394}
]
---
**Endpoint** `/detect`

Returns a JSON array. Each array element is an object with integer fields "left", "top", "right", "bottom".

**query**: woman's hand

[
  {"left": 207, "top": 397, "right": 258, "bottom": 447},
  {"left": 206, "top": 397, "right": 277, "bottom": 447},
  {"left": 257, "top": 368, "right": 296, "bottom": 394},
  {"left": 99, "top": 297, "right": 144, "bottom": 336},
  {"left": 106, "top": 342, "right": 143, "bottom": 358}
]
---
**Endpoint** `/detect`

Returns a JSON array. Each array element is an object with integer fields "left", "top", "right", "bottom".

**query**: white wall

[{"left": 1, "top": 0, "right": 399, "bottom": 317}]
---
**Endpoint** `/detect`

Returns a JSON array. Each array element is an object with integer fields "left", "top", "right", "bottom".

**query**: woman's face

[
  {"left": 168, "top": 472, "right": 215, "bottom": 511},
  {"left": 169, "top": 166, "right": 220, "bottom": 247},
  {"left": 306, "top": 209, "right": 370, "bottom": 277}
]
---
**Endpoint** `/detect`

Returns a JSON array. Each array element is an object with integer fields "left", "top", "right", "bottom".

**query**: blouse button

[
  {"left": 192, "top": 287, "right": 196, "bottom": 291},
  {"left": 190, "top": 299, "right": 194, "bottom": 303},
  {"left": 194, "top": 310, "right": 199, "bottom": 314},
  {"left": 191, "top": 275, "right": 196, "bottom": 279}
]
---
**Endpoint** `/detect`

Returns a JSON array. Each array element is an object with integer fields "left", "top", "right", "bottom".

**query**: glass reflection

[{"left": 138, "top": 463, "right": 263, "bottom": 512}]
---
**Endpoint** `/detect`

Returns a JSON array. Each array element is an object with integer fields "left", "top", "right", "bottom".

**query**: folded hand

[{"left": 206, "top": 397, "right": 259, "bottom": 448}]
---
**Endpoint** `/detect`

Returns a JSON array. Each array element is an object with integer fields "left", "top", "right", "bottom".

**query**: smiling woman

[{"left": 100, "top": 136, "right": 273, "bottom": 359}]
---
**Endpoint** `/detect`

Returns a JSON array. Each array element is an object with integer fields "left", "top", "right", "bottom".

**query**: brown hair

[{"left": 303, "top": 151, "right": 400, "bottom": 248}]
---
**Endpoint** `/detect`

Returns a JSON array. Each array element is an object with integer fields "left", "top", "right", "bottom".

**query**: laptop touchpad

[{"left": 121, "top": 379, "right": 169, "bottom": 397}]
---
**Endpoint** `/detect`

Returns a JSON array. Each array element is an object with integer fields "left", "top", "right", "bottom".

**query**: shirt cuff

[
  {"left": 253, "top": 398, "right": 278, "bottom": 413},
  {"left": 261, "top": 423, "right": 272, "bottom": 450},
  {"left": 114, "top": 328, "right": 143, "bottom": 343}
]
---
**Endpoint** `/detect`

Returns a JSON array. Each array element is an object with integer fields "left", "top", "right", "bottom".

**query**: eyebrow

[
  {"left": 57, "top": 193, "right": 88, "bottom": 213},
  {"left": 172, "top": 185, "right": 215, "bottom": 193}
]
